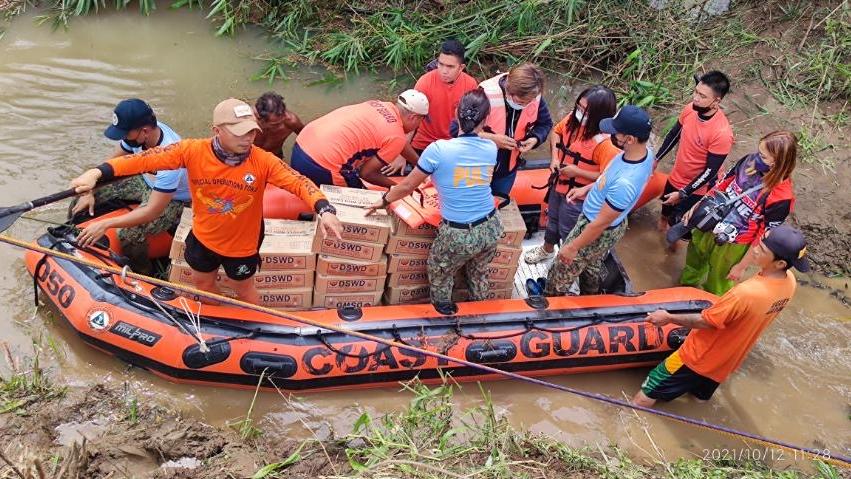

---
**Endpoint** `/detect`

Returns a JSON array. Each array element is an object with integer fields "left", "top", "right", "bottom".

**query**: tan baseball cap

[
  {"left": 213, "top": 98, "right": 262, "bottom": 135},
  {"left": 397, "top": 89, "right": 429, "bottom": 116}
]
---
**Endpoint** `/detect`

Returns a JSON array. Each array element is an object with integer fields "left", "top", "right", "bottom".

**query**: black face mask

[
  {"left": 610, "top": 134, "right": 624, "bottom": 150},
  {"left": 691, "top": 102, "right": 713, "bottom": 115},
  {"left": 123, "top": 138, "right": 143, "bottom": 148}
]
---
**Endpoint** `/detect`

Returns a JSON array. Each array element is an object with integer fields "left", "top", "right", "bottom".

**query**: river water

[{"left": 0, "top": 8, "right": 848, "bottom": 467}]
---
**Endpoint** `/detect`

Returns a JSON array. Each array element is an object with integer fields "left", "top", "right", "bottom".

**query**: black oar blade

[{"left": 0, "top": 208, "right": 25, "bottom": 233}]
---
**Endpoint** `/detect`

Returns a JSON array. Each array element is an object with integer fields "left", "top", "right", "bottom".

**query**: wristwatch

[
  {"left": 317, "top": 204, "right": 337, "bottom": 216},
  {"left": 381, "top": 191, "right": 391, "bottom": 207}
]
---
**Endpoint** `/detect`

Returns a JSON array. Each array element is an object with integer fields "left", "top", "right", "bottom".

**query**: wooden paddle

[{"left": 0, "top": 179, "right": 117, "bottom": 233}]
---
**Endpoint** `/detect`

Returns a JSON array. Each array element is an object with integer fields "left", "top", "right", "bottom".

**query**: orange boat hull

[{"left": 25, "top": 225, "right": 714, "bottom": 392}]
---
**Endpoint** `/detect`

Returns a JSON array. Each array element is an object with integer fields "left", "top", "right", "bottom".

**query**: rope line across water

[{"left": 1, "top": 233, "right": 848, "bottom": 468}]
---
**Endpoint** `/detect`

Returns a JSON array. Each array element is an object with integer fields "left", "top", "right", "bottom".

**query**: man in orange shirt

[
  {"left": 71, "top": 98, "right": 343, "bottom": 304},
  {"left": 657, "top": 71, "right": 734, "bottom": 240},
  {"left": 412, "top": 39, "right": 479, "bottom": 154},
  {"left": 291, "top": 90, "right": 429, "bottom": 189},
  {"left": 633, "top": 224, "right": 809, "bottom": 407}
]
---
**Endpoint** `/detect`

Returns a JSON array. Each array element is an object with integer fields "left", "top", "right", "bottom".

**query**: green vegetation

[
  {"left": 2, "top": 0, "right": 849, "bottom": 111},
  {"left": 0, "top": 341, "right": 64, "bottom": 414},
  {"left": 246, "top": 379, "right": 846, "bottom": 478}
]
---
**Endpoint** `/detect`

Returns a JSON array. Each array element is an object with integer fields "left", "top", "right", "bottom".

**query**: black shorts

[
  {"left": 660, "top": 180, "right": 704, "bottom": 226},
  {"left": 641, "top": 351, "right": 720, "bottom": 401},
  {"left": 184, "top": 230, "right": 260, "bottom": 281}
]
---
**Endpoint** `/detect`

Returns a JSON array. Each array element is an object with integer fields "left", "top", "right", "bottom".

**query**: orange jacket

[
  {"left": 105, "top": 139, "right": 326, "bottom": 256},
  {"left": 480, "top": 74, "right": 541, "bottom": 172}
]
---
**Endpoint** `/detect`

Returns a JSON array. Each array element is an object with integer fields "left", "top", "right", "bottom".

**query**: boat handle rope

[
  {"left": 2, "top": 233, "right": 848, "bottom": 468},
  {"left": 318, "top": 332, "right": 393, "bottom": 359}
]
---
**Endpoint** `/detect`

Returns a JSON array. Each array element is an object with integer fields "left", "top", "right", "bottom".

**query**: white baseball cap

[{"left": 397, "top": 89, "right": 429, "bottom": 115}]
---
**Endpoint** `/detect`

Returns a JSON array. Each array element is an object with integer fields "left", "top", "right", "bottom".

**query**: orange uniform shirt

[
  {"left": 296, "top": 101, "right": 407, "bottom": 186},
  {"left": 679, "top": 271, "right": 797, "bottom": 382},
  {"left": 668, "top": 105, "right": 734, "bottom": 195},
  {"left": 107, "top": 139, "right": 325, "bottom": 257},
  {"left": 411, "top": 70, "right": 479, "bottom": 150}
]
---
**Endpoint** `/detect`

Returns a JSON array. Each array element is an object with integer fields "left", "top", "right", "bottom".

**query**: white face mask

[
  {"left": 574, "top": 109, "right": 587, "bottom": 125},
  {"left": 506, "top": 96, "right": 526, "bottom": 111}
]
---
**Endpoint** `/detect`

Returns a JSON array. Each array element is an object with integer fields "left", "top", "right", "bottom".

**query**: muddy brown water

[{"left": 0, "top": 8, "right": 848, "bottom": 467}]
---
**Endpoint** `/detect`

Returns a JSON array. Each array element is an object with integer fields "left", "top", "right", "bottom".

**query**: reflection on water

[{"left": 0, "top": 8, "right": 848, "bottom": 466}]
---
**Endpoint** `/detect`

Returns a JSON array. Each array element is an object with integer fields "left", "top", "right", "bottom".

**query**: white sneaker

[{"left": 524, "top": 245, "right": 555, "bottom": 264}]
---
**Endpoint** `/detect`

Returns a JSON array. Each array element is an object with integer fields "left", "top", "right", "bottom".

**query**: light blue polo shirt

[
  {"left": 582, "top": 146, "right": 655, "bottom": 227},
  {"left": 416, "top": 134, "right": 497, "bottom": 223},
  {"left": 120, "top": 121, "right": 190, "bottom": 202}
]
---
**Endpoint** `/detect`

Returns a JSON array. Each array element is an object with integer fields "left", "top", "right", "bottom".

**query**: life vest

[
  {"left": 554, "top": 129, "right": 609, "bottom": 195},
  {"left": 479, "top": 74, "right": 541, "bottom": 173}
]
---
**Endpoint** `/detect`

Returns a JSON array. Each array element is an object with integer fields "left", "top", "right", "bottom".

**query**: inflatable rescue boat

[{"left": 25, "top": 211, "right": 715, "bottom": 392}]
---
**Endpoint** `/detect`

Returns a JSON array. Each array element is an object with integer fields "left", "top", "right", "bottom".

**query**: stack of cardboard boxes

[
  {"left": 383, "top": 216, "right": 436, "bottom": 305},
  {"left": 383, "top": 198, "right": 526, "bottom": 305},
  {"left": 166, "top": 188, "right": 525, "bottom": 310},
  {"left": 451, "top": 200, "right": 526, "bottom": 302},
  {"left": 168, "top": 209, "right": 319, "bottom": 310},
  {"left": 313, "top": 186, "right": 392, "bottom": 309}
]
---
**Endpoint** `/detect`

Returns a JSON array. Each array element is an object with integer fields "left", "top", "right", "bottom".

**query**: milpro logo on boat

[
  {"left": 88, "top": 310, "right": 111, "bottom": 331},
  {"left": 109, "top": 321, "right": 162, "bottom": 347}
]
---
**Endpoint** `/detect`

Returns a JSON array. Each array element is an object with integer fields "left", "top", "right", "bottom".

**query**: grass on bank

[
  {"left": 2, "top": 0, "right": 848, "bottom": 112},
  {"left": 0, "top": 341, "right": 65, "bottom": 415},
  {"left": 250, "top": 378, "right": 846, "bottom": 479}
]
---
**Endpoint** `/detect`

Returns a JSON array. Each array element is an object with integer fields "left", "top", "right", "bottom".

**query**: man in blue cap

[
  {"left": 542, "top": 105, "right": 655, "bottom": 296},
  {"left": 634, "top": 223, "right": 807, "bottom": 407},
  {"left": 70, "top": 99, "right": 189, "bottom": 277}
]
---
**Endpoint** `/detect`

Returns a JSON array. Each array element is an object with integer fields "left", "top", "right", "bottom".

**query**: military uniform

[
  {"left": 73, "top": 175, "right": 187, "bottom": 275},
  {"left": 427, "top": 214, "right": 503, "bottom": 304},
  {"left": 543, "top": 215, "right": 626, "bottom": 295}
]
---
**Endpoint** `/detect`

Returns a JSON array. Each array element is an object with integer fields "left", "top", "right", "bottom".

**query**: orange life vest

[
  {"left": 479, "top": 74, "right": 541, "bottom": 173},
  {"left": 555, "top": 128, "right": 609, "bottom": 195}
]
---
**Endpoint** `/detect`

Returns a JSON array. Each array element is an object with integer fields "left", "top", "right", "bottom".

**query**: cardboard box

[
  {"left": 169, "top": 260, "right": 315, "bottom": 289},
  {"left": 496, "top": 201, "right": 527, "bottom": 248},
  {"left": 387, "top": 271, "right": 430, "bottom": 287},
  {"left": 264, "top": 218, "right": 319, "bottom": 236},
  {"left": 256, "top": 288, "right": 312, "bottom": 308},
  {"left": 317, "top": 255, "right": 388, "bottom": 277},
  {"left": 334, "top": 204, "right": 392, "bottom": 244},
  {"left": 392, "top": 215, "right": 438, "bottom": 238},
  {"left": 175, "top": 286, "right": 312, "bottom": 310},
  {"left": 490, "top": 246, "right": 522, "bottom": 267},
  {"left": 387, "top": 255, "right": 430, "bottom": 273},
  {"left": 260, "top": 234, "right": 318, "bottom": 270},
  {"left": 384, "top": 285, "right": 431, "bottom": 305},
  {"left": 170, "top": 217, "right": 319, "bottom": 269},
  {"left": 169, "top": 222, "right": 191, "bottom": 260},
  {"left": 313, "top": 291, "right": 383, "bottom": 309},
  {"left": 458, "top": 263, "right": 518, "bottom": 280},
  {"left": 319, "top": 237, "right": 385, "bottom": 262},
  {"left": 321, "top": 184, "right": 384, "bottom": 208},
  {"left": 452, "top": 288, "right": 512, "bottom": 302},
  {"left": 385, "top": 237, "right": 433, "bottom": 256},
  {"left": 315, "top": 274, "right": 386, "bottom": 294}
]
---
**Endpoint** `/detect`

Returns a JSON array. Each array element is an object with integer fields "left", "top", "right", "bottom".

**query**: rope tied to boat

[
  {"left": 178, "top": 297, "right": 208, "bottom": 353},
  {"left": 4, "top": 233, "right": 849, "bottom": 468}
]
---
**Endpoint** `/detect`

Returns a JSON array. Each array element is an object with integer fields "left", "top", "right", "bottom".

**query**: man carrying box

[{"left": 71, "top": 98, "right": 343, "bottom": 304}]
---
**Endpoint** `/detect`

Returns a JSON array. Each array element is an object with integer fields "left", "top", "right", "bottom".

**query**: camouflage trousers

[
  {"left": 543, "top": 215, "right": 627, "bottom": 296},
  {"left": 427, "top": 214, "right": 503, "bottom": 304},
  {"left": 72, "top": 175, "right": 187, "bottom": 275}
]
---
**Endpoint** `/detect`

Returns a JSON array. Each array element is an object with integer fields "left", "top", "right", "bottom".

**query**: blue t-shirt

[
  {"left": 120, "top": 121, "right": 190, "bottom": 202},
  {"left": 582, "top": 146, "right": 655, "bottom": 227},
  {"left": 416, "top": 134, "right": 497, "bottom": 223}
]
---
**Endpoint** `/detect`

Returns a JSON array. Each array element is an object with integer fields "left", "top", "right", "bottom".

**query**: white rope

[{"left": 178, "top": 296, "right": 208, "bottom": 353}]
